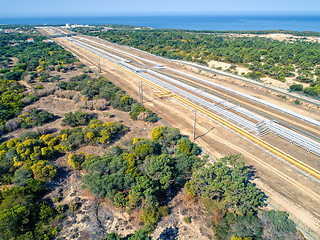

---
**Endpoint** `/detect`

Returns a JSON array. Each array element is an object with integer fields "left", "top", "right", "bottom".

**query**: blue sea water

[{"left": 0, "top": 15, "right": 320, "bottom": 32}]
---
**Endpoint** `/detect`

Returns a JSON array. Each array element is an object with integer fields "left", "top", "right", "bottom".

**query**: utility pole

[
  {"left": 140, "top": 81, "right": 143, "bottom": 104},
  {"left": 138, "top": 81, "right": 141, "bottom": 103},
  {"left": 98, "top": 59, "right": 101, "bottom": 73},
  {"left": 138, "top": 81, "right": 143, "bottom": 104},
  {"left": 193, "top": 110, "right": 197, "bottom": 142}
]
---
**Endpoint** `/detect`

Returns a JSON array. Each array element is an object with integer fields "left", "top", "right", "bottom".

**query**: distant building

[
  {"left": 27, "top": 38, "right": 34, "bottom": 43},
  {"left": 66, "top": 23, "right": 70, "bottom": 29},
  {"left": 43, "top": 39, "right": 54, "bottom": 43}
]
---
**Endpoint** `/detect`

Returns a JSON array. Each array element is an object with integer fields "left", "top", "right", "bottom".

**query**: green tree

[
  {"left": 260, "top": 210, "right": 303, "bottom": 240},
  {"left": 12, "top": 166, "right": 32, "bottom": 187},
  {"left": 31, "top": 160, "right": 56, "bottom": 182},
  {"left": 114, "top": 192, "right": 128, "bottom": 208},
  {"left": 68, "top": 152, "right": 85, "bottom": 170},
  {"left": 0, "top": 205, "right": 30, "bottom": 239},
  {"left": 127, "top": 229, "right": 150, "bottom": 240},
  {"left": 190, "top": 155, "right": 264, "bottom": 216}
]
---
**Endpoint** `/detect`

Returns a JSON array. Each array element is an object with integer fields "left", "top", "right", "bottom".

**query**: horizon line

[{"left": 1, "top": 12, "right": 320, "bottom": 19}]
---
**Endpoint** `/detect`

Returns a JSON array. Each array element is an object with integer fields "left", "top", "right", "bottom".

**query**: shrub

[
  {"left": 20, "top": 131, "right": 41, "bottom": 140},
  {"left": 18, "top": 109, "right": 54, "bottom": 129},
  {"left": 141, "top": 208, "right": 159, "bottom": 227},
  {"left": 129, "top": 103, "right": 158, "bottom": 123},
  {"left": 68, "top": 152, "right": 85, "bottom": 170},
  {"left": 158, "top": 206, "right": 169, "bottom": 217},
  {"left": 303, "top": 87, "right": 320, "bottom": 96},
  {"left": 35, "top": 84, "right": 44, "bottom": 90},
  {"left": 24, "top": 93, "right": 39, "bottom": 103},
  {"left": 5, "top": 118, "right": 20, "bottom": 131},
  {"left": 177, "top": 137, "right": 200, "bottom": 156},
  {"left": 0, "top": 68, "right": 10, "bottom": 74},
  {"left": 53, "top": 196, "right": 60, "bottom": 203},
  {"left": 260, "top": 211, "right": 301, "bottom": 240},
  {"left": 289, "top": 84, "right": 303, "bottom": 91},
  {"left": 68, "top": 202, "right": 79, "bottom": 212},
  {"left": 114, "top": 192, "right": 128, "bottom": 208},
  {"left": 50, "top": 75, "right": 60, "bottom": 82},
  {"left": 37, "top": 72, "right": 50, "bottom": 82},
  {"left": 35, "top": 86, "right": 57, "bottom": 98},
  {"left": 93, "top": 98, "right": 108, "bottom": 111},
  {"left": 61, "top": 111, "right": 95, "bottom": 127},
  {"left": 184, "top": 216, "right": 191, "bottom": 223},
  {"left": 56, "top": 204, "right": 65, "bottom": 214},
  {"left": 12, "top": 166, "right": 32, "bottom": 187},
  {"left": 31, "top": 160, "right": 57, "bottom": 182}
]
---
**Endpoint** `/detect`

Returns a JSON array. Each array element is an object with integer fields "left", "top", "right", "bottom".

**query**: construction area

[{"left": 39, "top": 26, "right": 320, "bottom": 239}]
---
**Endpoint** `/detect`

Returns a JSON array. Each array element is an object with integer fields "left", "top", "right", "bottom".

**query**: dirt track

[{"left": 47, "top": 33, "right": 320, "bottom": 238}]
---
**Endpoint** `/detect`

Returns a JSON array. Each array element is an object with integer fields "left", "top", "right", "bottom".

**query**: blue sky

[{"left": 2, "top": 0, "right": 320, "bottom": 17}]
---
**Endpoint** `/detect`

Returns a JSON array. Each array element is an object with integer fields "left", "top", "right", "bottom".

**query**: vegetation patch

[
  {"left": 58, "top": 74, "right": 158, "bottom": 122},
  {"left": 75, "top": 28, "right": 320, "bottom": 96},
  {"left": 61, "top": 111, "right": 95, "bottom": 127}
]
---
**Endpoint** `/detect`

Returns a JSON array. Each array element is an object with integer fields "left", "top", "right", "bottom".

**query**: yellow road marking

[{"left": 67, "top": 39, "right": 320, "bottom": 181}]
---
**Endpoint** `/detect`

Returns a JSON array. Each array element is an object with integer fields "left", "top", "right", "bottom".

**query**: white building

[{"left": 66, "top": 23, "right": 70, "bottom": 29}]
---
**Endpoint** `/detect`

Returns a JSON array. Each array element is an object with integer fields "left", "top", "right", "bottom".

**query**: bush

[
  {"left": 260, "top": 210, "right": 302, "bottom": 240},
  {"left": 68, "top": 202, "right": 79, "bottom": 212},
  {"left": 68, "top": 152, "right": 85, "bottom": 170},
  {"left": 61, "top": 111, "right": 95, "bottom": 127},
  {"left": 35, "top": 84, "right": 44, "bottom": 90},
  {"left": 12, "top": 166, "right": 32, "bottom": 187},
  {"left": 18, "top": 109, "right": 54, "bottom": 129},
  {"left": 37, "top": 72, "right": 50, "bottom": 82},
  {"left": 158, "top": 206, "right": 169, "bottom": 217},
  {"left": 24, "top": 93, "right": 39, "bottom": 103},
  {"left": 31, "top": 160, "right": 57, "bottom": 182},
  {"left": 3, "top": 71, "right": 23, "bottom": 80},
  {"left": 114, "top": 192, "right": 128, "bottom": 208},
  {"left": 93, "top": 98, "right": 108, "bottom": 111},
  {"left": 303, "top": 87, "right": 320, "bottom": 96},
  {"left": 177, "top": 137, "right": 200, "bottom": 156},
  {"left": 0, "top": 68, "right": 10, "bottom": 74},
  {"left": 20, "top": 131, "right": 41, "bottom": 140},
  {"left": 141, "top": 208, "right": 159, "bottom": 227},
  {"left": 50, "top": 75, "right": 60, "bottom": 82},
  {"left": 289, "top": 84, "right": 303, "bottom": 91},
  {"left": 184, "top": 216, "right": 191, "bottom": 223},
  {"left": 5, "top": 118, "right": 20, "bottom": 131},
  {"left": 129, "top": 103, "right": 158, "bottom": 123}
]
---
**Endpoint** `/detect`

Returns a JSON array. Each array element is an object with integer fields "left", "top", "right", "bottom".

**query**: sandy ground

[
  {"left": 49, "top": 35, "right": 320, "bottom": 239},
  {"left": 50, "top": 150, "right": 213, "bottom": 240},
  {"left": 207, "top": 60, "right": 312, "bottom": 89},
  {"left": 179, "top": 63, "right": 320, "bottom": 119},
  {"left": 1, "top": 57, "right": 214, "bottom": 239}
]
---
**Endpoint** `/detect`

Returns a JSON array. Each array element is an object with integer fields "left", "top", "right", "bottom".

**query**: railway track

[
  {"left": 56, "top": 36, "right": 320, "bottom": 181},
  {"left": 75, "top": 35, "right": 320, "bottom": 135}
]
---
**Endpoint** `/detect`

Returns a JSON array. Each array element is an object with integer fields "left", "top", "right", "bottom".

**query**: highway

[{"left": 40, "top": 27, "right": 320, "bottom": 182}]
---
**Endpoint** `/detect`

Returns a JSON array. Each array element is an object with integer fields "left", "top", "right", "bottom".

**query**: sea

[{"left": 1, "top": 15, "right": 320, "bottom": 32}]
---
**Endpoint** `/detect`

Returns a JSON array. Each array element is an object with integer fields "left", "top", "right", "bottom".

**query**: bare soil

[{"left": 51, "top": 35, "right": 320, "bottom": 239}]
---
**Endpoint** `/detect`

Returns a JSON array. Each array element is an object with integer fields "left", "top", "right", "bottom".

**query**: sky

[{"left": 2, "top": 0, "right": 320, "bottom": 17}]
